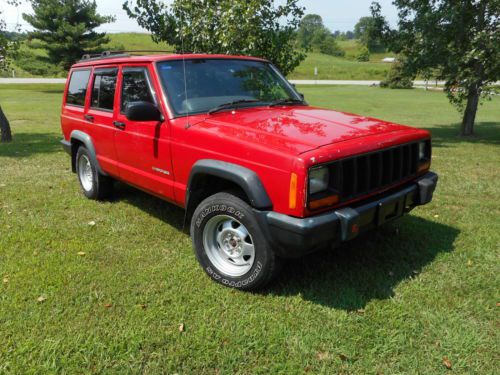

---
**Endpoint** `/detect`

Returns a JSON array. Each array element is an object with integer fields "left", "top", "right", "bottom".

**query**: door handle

[
  {"left": 84, "top": 114, "right": 94, "bottom": 122},
  {"left": 113, "top": 121, "right": 126, "bottom": 129}
]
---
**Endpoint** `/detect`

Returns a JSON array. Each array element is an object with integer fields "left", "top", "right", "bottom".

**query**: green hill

[{"left": 6, "top": 32, "right": 392, "bottom": 80}]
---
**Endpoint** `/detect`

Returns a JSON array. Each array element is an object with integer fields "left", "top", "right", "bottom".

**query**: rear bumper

[{"left": 257, "top": 172, "right": 438, "bottom": 258}]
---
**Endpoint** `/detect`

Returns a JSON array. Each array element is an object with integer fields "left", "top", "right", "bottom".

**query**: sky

[{"left": 1, "top": 0, "right": 399, "bottom": 33}]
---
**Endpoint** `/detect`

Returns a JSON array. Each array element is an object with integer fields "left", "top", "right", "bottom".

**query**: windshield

[{"left": 157, "top": 59, "right": 302, "bottom": 116}]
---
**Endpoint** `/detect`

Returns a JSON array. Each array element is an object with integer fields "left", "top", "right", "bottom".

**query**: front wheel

[{"left": 190, "top": 192, "right": 279, "bottom": 290}]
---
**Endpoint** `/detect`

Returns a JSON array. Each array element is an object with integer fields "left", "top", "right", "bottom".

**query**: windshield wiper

[
  {"left": 208, "top": 99, "right": 261, "bottom": 115},
  {"left": 268, "top": 98, "right": 306, "bottom": 107}
]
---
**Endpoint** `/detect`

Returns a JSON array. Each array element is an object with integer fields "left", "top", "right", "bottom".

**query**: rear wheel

[
  {"left": 191, "top": 192, "right": 279, "bottom": 290},
  {"left": 76, "top": 146, "right": 113, "bottom": 200}
]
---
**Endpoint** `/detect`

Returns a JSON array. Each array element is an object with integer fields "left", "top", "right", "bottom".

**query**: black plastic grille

[{"left": 327, "top": 142, "right": 423, "bottom": 202}]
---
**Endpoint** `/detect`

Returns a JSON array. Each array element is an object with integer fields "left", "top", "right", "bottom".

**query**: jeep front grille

[{"left": 327, "top": 141, "right": 427, "bottom": 202}]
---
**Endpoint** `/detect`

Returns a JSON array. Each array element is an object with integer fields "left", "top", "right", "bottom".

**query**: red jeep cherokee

[{"left": 61, "top": 52, "right": 438, "bottom": 290}]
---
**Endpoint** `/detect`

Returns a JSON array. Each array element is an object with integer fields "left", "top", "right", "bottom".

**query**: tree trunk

[
  {"left": 460, "top": 87, "right": 480, "bottom": 136},
  {"left": 0, "top": 105, "right": 12, "bottom": 142}
]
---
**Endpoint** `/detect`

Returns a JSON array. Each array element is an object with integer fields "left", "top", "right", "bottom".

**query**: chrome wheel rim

[
  {"left": 203, "top": 215, "right": 255, "bottom": 277},
  {"left": 78, "top": 154, "right": 93, "bottom": 192}
]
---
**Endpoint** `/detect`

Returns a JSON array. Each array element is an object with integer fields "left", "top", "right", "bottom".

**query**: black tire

[
  {"left": 191, "top": 192, "right": 280, "bottom": 291},
  {"left": 75, "top": 146, "right": 113, "bottom": 200}
]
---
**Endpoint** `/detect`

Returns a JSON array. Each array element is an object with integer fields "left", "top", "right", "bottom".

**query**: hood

[{"left": 192, "top": 106, "right": 413, "bottom": 155}]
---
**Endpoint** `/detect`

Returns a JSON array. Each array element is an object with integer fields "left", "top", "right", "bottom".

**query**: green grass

[
  {"left": 6, "top": 33, "right": 392, "bottom": 80},
  {"left": 1, "top": 85, "right": 499, "bottom": 373},
  {"left": 288, "top": 52, "right": 390, "bottom": 80}
]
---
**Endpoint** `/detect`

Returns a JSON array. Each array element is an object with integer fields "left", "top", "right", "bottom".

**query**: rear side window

[
  {"left": 91, "top": 69, "right": 118, "bottom": 111},
  {"left": 66, "top": 70, "right": 91, "bottom": 107},
  {"left": 121, "top": 68, "right": 155, "bottom": 112}
]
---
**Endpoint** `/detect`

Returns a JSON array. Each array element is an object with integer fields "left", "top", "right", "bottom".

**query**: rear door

[
  {"left": 114, "top": 65, "right": 175, "bottom": 199},
  {"left": 84, "top": 66, "right": 119, "bottom": 176}
]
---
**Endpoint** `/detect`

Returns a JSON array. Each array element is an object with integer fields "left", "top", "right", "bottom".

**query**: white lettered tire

[{"left": 191, "top": 192, "right": 279, "bottom": 290}]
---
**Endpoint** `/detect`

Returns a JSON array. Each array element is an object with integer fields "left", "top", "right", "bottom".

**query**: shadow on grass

[
  {"left": 265, "top": 215, "right": 459, "bottom": 310},
  {"left": 113, "top": 182, "right": 186, "bottom": 231},
  {"left": 111, "top": 182, "right": 459, "bottom": 311},
  {"left": 427, "top": 122, "right": 499, "bottom": 147},
  {"left": 0, "top": 132, "right": 61, "bottom": 158}
]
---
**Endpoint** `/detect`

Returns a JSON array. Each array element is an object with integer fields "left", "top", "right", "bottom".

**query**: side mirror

[
  {"left": 299, "top": 93, "right": 305, "bottom": 100},
  {"left": 125, "top": 101, "right": 163, "bottom": 122}
]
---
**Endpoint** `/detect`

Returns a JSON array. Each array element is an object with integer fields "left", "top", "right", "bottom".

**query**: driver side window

[{"left": 121, "top": 68, "right": 155, "bottom": 112}]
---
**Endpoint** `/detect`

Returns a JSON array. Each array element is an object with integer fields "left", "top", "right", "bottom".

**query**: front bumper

[{"left": 256, "top": 171, "right": 438, "bottom": 258}]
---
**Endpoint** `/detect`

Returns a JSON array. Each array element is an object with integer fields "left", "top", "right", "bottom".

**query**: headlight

[{"left": 309, "top": 167, "right": 329, "bottom": 195}]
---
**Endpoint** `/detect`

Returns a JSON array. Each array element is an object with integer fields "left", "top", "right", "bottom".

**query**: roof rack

[{"left": 79, "top": 50, "right": 187, "bottom": 62}]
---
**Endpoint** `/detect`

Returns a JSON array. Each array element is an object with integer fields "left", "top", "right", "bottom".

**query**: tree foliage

[
  {"left": 354, "top": 3, "right": 388, "bottom": 52},
  {"left": 123, "top": 0, "right": 307, "bottom": 76},
  {"left": 377, "top": 0, "right": 500, "bottom": 135},
  {"left": 23, "top": 0, "right": 115, "bottom": 70}
]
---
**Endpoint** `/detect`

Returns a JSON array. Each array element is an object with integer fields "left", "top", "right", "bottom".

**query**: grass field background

[
  {"left": 6, "top": 33, "right": 392, "bottom": 80},
  {"left": 0, "top": 84, "right": 498, "bottom": 373}
]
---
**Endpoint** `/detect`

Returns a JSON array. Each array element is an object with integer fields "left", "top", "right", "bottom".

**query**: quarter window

[
  {"left": 121, "top": 68, "right": 155, "bottom": 112},
  {"left": 91, "top": 69, "right": 117, "bottom": 111},
  {"left": 66, "top": 70, "right": 91, "bottom": 106}
]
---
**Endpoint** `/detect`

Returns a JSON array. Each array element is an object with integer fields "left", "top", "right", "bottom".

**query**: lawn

[{"left": 0, "top": 84, "right": 499, "bottom": 373}]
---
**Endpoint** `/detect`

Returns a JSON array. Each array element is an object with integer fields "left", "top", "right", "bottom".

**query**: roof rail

[{"left": 79, "top": 50, "right": 190, "bottom": 62}]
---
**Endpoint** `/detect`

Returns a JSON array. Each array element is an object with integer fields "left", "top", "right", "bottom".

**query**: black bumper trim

[
  {"left": 257, "top": 171, "right": 438, "bottom": 258},
  {"left": 61, "top": 139, "right": 71, "bottom": 155}
]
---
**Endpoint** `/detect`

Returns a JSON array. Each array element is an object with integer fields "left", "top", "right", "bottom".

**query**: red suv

[{"left": 61, "top": 52, "right": 438, "bottom": 290}]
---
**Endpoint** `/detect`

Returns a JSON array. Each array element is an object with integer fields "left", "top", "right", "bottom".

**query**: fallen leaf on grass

[
  {"left": 356, "top": 308, "right": 365, "bottom": 315},
  {"left": 37, "top": 295, "right": 46, "bottom": 303},
  {"left": 88, "top": 221, "right": 96, "bottom": 226},
  {"left": 442, "top": 356, "right": 452, "bottom": 369},
  {"left": 0, "top": 184, "right": 6, "bottom": 187},
  {"left": 103, "top": 303, "right": 112, "bottom": 308},
  {"left": 137, "top": 304, "right": 147, "bottom": 309},
  {"left": 316, "top": 351, "right": 329, "bottom": 361},
  {"left": 77, "top": 251, "right": 86, "bottom": 257},
  {"left": 467, "top": 260, "right": 473, "bottom": 266},
  {"left": 3, "top": 276, "right": 9, "bottom": 284},
  {"left": 33, "top": 250, "right": 39, "bottom": 256},
  {"left": 179, "top": 323, "right": 185, "bottom": 332},
  {"left": 339, "top": 353, "right": 348, "bottom": 362},
  {"left": 7, "top": 211, "right": 12, "bottom": 215},
  {"left": 496, "top": 302, "right": 500, "bottom": 307},
  {"left": 434, "top": 214, "right": 439, "bottom": 218}
]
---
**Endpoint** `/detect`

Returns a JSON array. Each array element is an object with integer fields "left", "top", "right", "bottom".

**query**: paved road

[
  {"left": 1, "top": 77, "right": 447, "bottom": 86},
  {"left": 0, "top": 78, "right": 67, "bottom": 84}
]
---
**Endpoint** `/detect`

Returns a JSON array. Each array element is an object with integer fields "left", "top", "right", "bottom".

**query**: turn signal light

[
  {"left": 309, "top": 194, "right": 339, "bottom": 210},
  {"left": 418, "top": 161, "right": 431, "bottom": 173},
  {"left": 289, "top": 173, "right": 298, "bottom": 209}
]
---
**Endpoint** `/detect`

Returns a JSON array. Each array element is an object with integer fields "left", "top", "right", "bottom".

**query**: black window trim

[
  {"left": 90, "top": 67, "right": 118, "bottom": 113},
  {"left": 65, "top": 68, "right": 92, "bottom": 108},
  {"left": 120, "top": 66, "right": 158, "bottom": 115}
]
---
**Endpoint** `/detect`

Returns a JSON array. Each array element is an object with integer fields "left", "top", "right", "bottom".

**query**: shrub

[
  {"left": 380, "top": 61, "right": 414, "bottom": 89},
  {"left": 319, "top": 36, "right": 345, "bottom": 57},
  {"left": 356, "top": 47, "right": 370, "bottom": 62}
]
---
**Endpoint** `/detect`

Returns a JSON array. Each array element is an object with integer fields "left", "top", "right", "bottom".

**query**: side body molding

[
  {"left": 69, "top": 130, "right": 107, "bottom": 175},
  {"left": 187, "top": 159, "right": 273, "bottom": 209}
]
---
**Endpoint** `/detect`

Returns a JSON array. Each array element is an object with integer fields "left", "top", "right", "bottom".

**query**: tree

[
  {"left": 354, "top": 2, "right": 388, "bottom": 52},
  {"left": 23, "top": 0, "right": 115, "bottom": 70},
  {"left": 297, "top": 14, "right": 324, "bottom": 49},
  {"left": 377, "top": 0, "right": 500, "bottom": 136},
  {"left": 123, "top": 0, "right": 306, "bottom": 76},
  {"left": 0, "top": 0, "right": 22, "bottom": 142},
  {"left": 319, "top": 35, "right": 345, "bottom": 57}
]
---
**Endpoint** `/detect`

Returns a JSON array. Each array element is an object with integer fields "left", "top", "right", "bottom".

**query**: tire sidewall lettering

[
  {"left": 206, "top": 262, "right": 262, "bottom": 288},
  {"left": 195, "top": 204, "right": 245, "bottom": 228}
]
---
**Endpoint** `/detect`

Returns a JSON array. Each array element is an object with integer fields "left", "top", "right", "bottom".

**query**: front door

[{"left": 114, "top": 65, "right": 175, "bottom": 200}]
